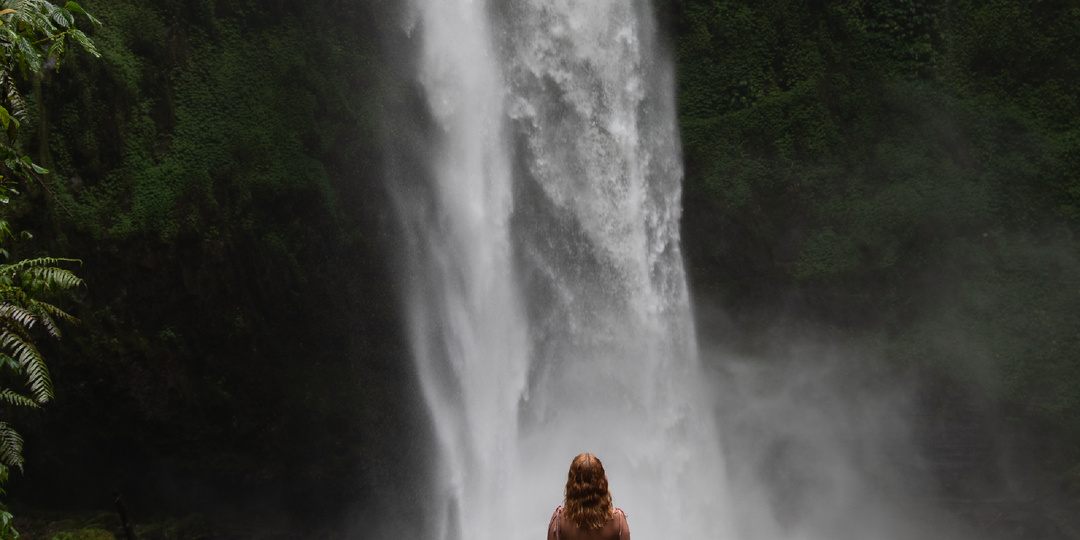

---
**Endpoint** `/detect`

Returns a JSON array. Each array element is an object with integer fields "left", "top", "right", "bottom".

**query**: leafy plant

[
  {"left": 0, "top": 1, "right": 97, "bottom": 537},
  {"left": 676, "top": 0, "right": 1080, "bottom": 496},
  {"left": 0, "top": 256, "right": 81, "bottom": 465},
  {"left": 0, "top": 0, "right": 100, "bottom": 245}
]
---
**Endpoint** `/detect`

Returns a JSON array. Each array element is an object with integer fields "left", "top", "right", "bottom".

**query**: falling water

[{"left": 392, "top": 0, "right": 732, "bottom": 538}]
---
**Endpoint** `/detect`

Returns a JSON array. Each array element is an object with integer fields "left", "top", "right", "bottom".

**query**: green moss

[
  {"left": 51, "top": 529, "right": 116, "bottom": 540},
  {"left": 677, "top": 0, "right": 1080, "bottom": 479},
  {"left": 6, "top": 0, "right": 416, "bottom": 523}
]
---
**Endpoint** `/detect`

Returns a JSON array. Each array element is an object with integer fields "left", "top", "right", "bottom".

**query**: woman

[{"left": 547, "top": 453, "right": 631, "bottom": 540}]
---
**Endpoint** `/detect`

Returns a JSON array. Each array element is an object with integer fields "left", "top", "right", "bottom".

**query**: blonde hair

[{"left": 563, "top": 453, "right": 614, "bottom": 530}]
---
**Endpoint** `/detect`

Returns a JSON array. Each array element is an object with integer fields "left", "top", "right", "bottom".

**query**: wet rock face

[
  {"left": 912, "top": 385, "right": 1079, "bottom": 540},
  {"left": 914, "top": 386, "right": 1000, "bottom": 497}
]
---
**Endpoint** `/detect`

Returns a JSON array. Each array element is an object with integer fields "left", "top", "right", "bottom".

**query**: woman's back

[{"left": 547, "top": 506, "right": 630, "bottom": 540}]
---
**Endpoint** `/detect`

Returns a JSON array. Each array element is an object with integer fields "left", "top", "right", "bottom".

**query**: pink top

[{"left": 547, "top": 506, "right": 630, "bottom": 540}]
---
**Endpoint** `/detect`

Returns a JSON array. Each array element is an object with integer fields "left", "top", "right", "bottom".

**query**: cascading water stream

[{"left": 393, "top": 1, "right": 733, "bottom": 538}]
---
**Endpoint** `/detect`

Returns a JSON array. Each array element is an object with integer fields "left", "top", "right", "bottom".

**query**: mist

[{"left": 690, "top": 290, "right": 1078, "bottom": 540}]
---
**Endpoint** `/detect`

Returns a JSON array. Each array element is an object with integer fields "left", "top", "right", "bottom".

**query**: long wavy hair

[{"left": 563, "top": 453, "right": 614, "bottom": 530}]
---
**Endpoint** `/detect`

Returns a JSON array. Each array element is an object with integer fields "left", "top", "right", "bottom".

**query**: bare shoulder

[
  {"left": 614, "top": 508, "right": 630, "bottom": 528},
  {"left": 614, "top": 507, "right": 630, "bottom": 540},
  {"left": 549, "top": 506, "right": 564, "bottom": 527},
  {"left": 547, "top": 506, "right": 563, "bottom": 540}
]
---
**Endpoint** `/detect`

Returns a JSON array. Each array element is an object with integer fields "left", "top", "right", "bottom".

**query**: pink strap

[{"left": 554, "top": 506, "right": 562, "bottom": 540}]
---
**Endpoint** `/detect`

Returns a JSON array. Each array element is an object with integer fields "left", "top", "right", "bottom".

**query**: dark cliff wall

[
  {"left": 668, "top": 0, "right": 1080, "bottom": 521},
  {"left": 5, "top": 0, "right": 430, "bottom": 525}
]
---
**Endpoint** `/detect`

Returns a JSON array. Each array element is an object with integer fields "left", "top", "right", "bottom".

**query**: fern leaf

[
  {"left": 0, "top": 329, "right": 50, "bottom": 403},
  {"left": 0, "top": 24, "right": 18, "bottom": 44},
  {"left": 63, "top": 1, "right": 98, "bottom": 25},
  {"left": 27, "top": 302, "right": 56, "bottom": 338},
  {"left": 22, "top": 265, "right": 83, "bottom": 290},
  {"left": 48, "top": 2, "right": 72, "bottom": 29},
  {"left": 0, "top": 422, "right": 24, "bottom": 472},
  {"left": 0, "top": 257, "right": 80, "bottom": 275},
  {"left": 0, "top": 67, "right": 21, "bottom": 126},
  {"left": 45, "top": 34, "right": 62, "bottom": 59},
  {"left": 0, "top": 388, "right": 38, "bottom": 408},
  {"left": 14, "top": 35, "right": 39, "bottom": 74},
  {"left": 0, "top": 315, "right": 33, "bottom": 340},
  {"left": 0, "top": 353, "right": 18, "bottom": 372},
  {"left": 0, "top": 303, "right": 36, "bottom": 330},
  {"left": 29, "top": 300, "right": 76, "bottom": 338},
  {"left": 68, "top": 28, "right": 95, "bottom": 57},
  {"left": 33, "top": 300, "right": 75, "bottom": 323}
]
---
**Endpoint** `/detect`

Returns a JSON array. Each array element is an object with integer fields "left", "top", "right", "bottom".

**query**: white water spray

[{"left": 394, "top": 1, "right": 733, "bottom": 538}]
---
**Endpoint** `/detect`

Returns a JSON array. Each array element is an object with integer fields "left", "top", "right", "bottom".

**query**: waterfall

[{"left": 391, "top": 0, "right": 732, "bottom": 538}]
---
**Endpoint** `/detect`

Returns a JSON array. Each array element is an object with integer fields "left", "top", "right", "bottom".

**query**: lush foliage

[
  {"left": 3, "top": 0, "right": 422, "bottom": 524},
  {"left": 0, "top": 0, "right": 1073, "bottom": 528},
  {"left": 671, "top": 0, "right": 1080, "bottom": 496},
  {"left": 0, "top": 1, "right": 97, "bottom": 536},
  {"left": 0, "top": 257, "right": 80, "bottom": 534},
  {"left": 0, "top": 1, "right": 99, "bottom": 233}
]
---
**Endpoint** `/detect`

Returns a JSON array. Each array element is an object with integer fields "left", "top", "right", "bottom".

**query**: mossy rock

[
  {"left": 82, "top": 513, "right": 122, "bottom": 532},
  {"left": 133, "top": 514, "right": 212, "bottom": 540},
  {"left": 51, "top": 528, "right": 117, "bottom": 540}
]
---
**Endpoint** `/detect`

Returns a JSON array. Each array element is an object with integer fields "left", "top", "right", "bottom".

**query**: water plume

[{"left": 389, "top": 0, "right": 733, "bottom": 538}]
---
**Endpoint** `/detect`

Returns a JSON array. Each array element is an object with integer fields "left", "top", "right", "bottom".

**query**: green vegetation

[
  {"left": 51, "top": 529, "right": 114, "bottom": 540},
  {"left": 2, "top": 0, "right": 421, "bottom": 525},
  {"left": 0, "top": 256, "right": 83, "bottom": 429},
  {"left": 0, "top": 0, "right": 1070, "bottom": 529},
  {"left": 671, "top": 0, "right": 1080, "bottom": 496},
  {"left": 0, "top": 1, "right": 99, "bottom": 535}
]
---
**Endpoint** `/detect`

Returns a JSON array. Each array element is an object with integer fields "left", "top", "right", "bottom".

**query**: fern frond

[
  {"left": 63, "top": 1, "right": 98, "bottom": 26},
  {"left": 0, "top": 313, "right": 32, "bottom": 339},
  {"left": 0, "top": 353, "right": 19, "bottom": 372},
  {"left": 68, "top": 27, "right": 94, "bottom": 57},
  {"left": 14, "top": 35, "right": 39, "bottom": 74},
  {"left": 3, "top": 82, "right": 22, "bottom": 122},
  {"left": 0, "top": 329, "right": 50, "bottom": 403},
  {"left": 47, "top": 2, "right": 72, "bottom": 29},
  {"left": 0, "top": 257, "right": 80, "bottom": 276},
  {"left": 0, "top": 422, "right": 24, "bottom": 472},
  {"left": 28, "top": 300, "right": 76, "bottom": 338},
  {"left": 25, "top": 0, "right": 58, "bottom": 33},
  {"left": 20, "top": 264, "right": 83, "bottom": 291},
  {"left": 0, "top": 507, "right": 16, "bottom": 540},
  {"left": 27, "top": 302, "right": 55, "bottom": 337},
  {"left": 45, "top": 32, "right": 63, "bottom": 58},
  {"left": 31, "top": 300, "right": 75, "bottom": 324},
  {"left": 0, "top": 68, "right": 19, "bottom": 126},
  {"left": 0, "top": 303, "right": 36, "bottom": 331},
  {"left": 0, "top": 388, "right": 38, "bottom": 408},
  {"left": 26, "top": 302, "right": 54, "bottom": 334}
]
